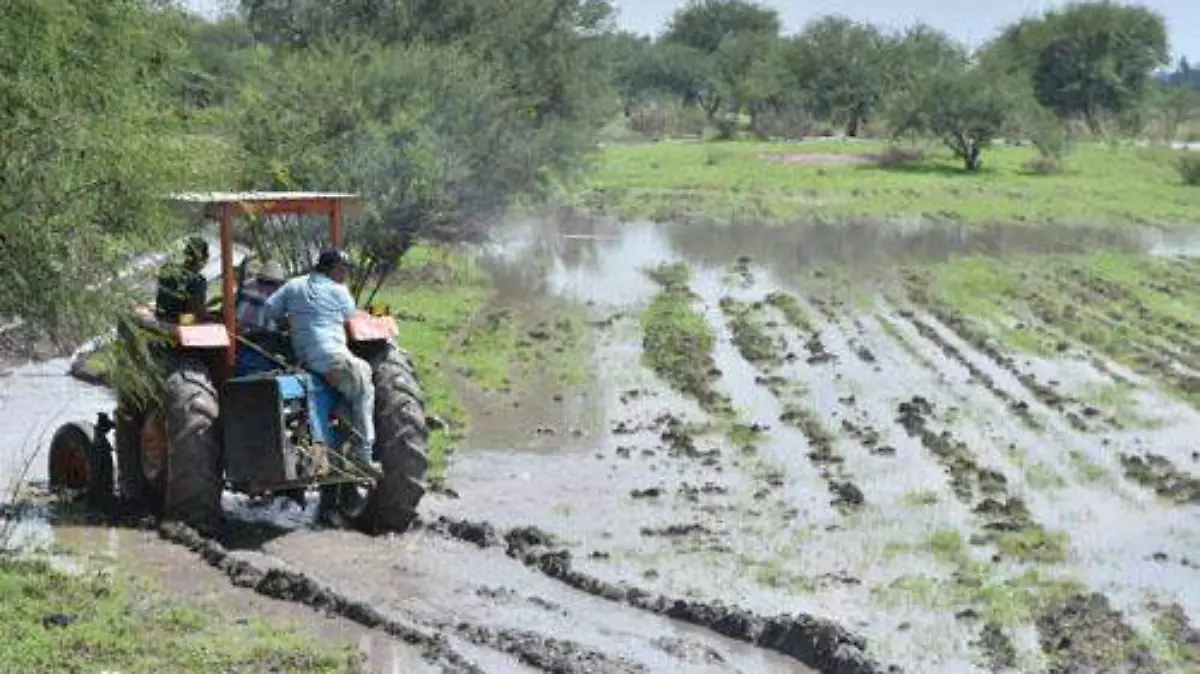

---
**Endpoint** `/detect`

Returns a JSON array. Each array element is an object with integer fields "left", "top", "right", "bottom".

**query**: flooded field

[{"left": 6, "top": 212, "right": 1200, "bottom": 673}]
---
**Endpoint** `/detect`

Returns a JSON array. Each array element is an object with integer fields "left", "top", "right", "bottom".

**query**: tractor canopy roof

[{"left": 168, "top": 192, "right": 363, "bottom": 219}]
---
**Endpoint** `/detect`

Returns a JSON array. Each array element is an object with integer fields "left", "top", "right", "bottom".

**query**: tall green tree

[
  {"left": 661, "top": 0, "right": 780, "bottom": 54},
  {"left": 981, "top": 3, "right": 1168, "bottom": 131},
  {"left": 785, "top": 17, "right": 889, "bottom": 137},
  {"left": 0, "top": 0, "right": 228, "bottom": 346},
  {"left": 234, "top": 41, "right": 563, "bottom": 283},
  {"left": 886, "top": 62, "right": 1012, "bottom": 171}
]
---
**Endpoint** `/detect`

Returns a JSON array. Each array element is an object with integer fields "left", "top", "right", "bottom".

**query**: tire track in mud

[
  {"left": 719, "top": 296, "right": 865, "bottom": 514},
  {"left": 154, "top": 520, "right": 644, "bottom": 674},
  {"left": 427, "top": 516, "right": 898, "bottom": 674}
]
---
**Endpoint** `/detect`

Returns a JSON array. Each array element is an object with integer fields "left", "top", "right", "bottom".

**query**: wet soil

[
  {"left": 1036, "top": 593, "right": 1159, "bottom": 674},
  {"left": 18, "top": 212, "right": 1200, "bottom": 674}
]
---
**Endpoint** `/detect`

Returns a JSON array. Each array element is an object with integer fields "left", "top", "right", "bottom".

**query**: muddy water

[
  {"left": 443, "top": 213, "right": 1200, "bottom": 672},
  {"left": 0, "top": 359, "right": 113, "bottom": 506},
  {"left": 7, "top": 212, "right": 1200, "bottom": 672}
]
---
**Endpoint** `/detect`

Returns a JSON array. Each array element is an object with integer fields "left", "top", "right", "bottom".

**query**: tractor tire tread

[
  {"left": 361, "top": 342, "right": 429, "bottom": 534},
  {"left": 162, "top": 358, "right": 222, "bottom": 533}
]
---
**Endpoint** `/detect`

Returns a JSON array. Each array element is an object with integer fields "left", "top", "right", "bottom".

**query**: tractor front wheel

[
  {"left": 355, "top": 341, "right": 429, "bottom": 534},
  {"left": 115, "top": 357, "right": 221, "bottom": 532}
]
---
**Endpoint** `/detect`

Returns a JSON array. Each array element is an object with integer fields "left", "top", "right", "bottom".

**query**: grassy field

[
  {"left": 371, "top": 245, "right": 589, "bottom": 480},
  {"left": 0, "top": 556, "right": 358, "bottom": 673},
  {"left": 571, "top": 139, "right": 1200, "bottom": 227},
  {"left": 903, "top": 250, "right": 1200, "bottom": 411}
]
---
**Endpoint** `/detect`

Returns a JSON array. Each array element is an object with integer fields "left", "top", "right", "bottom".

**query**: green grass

[
  {"left": 727, "top": 422, "right": 767, "bottom": 448},
  {"left": 0, "top": 557, "right": 358, "bottom": 674},
  {"left": 900, "top": 489, "right": 940, "bottom": 507},
  {"left": 640, "top": 262, "right": 732, "bottom": 416},
  {"left": 450, "top": 307, "right": 590, "bottom": 393},
  {"left": 373, "top": 245, "right": 492, "bottom": 480},
  {"left": 873, "top": 529, "right": 1083, "bottom": 629},
  {"left": 569, "top": 139, "right": 1200, "bottom": 227},
  {"left": 909, "top": 251, "right": 1200, "bottom": 409}
]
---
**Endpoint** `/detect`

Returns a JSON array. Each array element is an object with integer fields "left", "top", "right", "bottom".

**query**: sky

[{"left": 184, "top": 0, "right": 1197, "bottom": 61}]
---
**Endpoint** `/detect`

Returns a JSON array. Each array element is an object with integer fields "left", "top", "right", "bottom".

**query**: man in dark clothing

[{"left": 155, "top": 236, "right": 210, "bottom": 322}]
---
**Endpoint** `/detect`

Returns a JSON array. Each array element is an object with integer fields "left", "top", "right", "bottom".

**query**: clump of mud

[
  {"left": 719, "top": 296, "right": 786, "bottom": 367},
  {"left": 973, "top": 621, "right": 1017, "bottom": 672},
  {"left": 433, "top": 516, "right": 899, "bottom": 674},
  {"left": 1036, "top": 593, "right": 1159, "bottom": 674},
  {"left": 895, "top": 396, "right": 1066, "bottom": 563},
  {"left": 1119, "top": 453, "right": 1200, "bottom": 504},
  {"left": 726, "top": 256, "right": 755, "bottom": 287},
  {"left": 764, "top": 291, "right": 816, "bottom": 335},
  {"left": 158, "top": 521, "right": 646, "bottom": 674}
]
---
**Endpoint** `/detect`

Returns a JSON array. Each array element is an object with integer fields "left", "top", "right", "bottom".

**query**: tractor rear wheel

[
  {"left": 115, "top": 357, "right": 221, "bottom": 532},
  {"left": 47, "top": 421, "right": 114, "bottom": 511},
  {"left": 355, "top": 341, "right": 429, "bottom": 534}
]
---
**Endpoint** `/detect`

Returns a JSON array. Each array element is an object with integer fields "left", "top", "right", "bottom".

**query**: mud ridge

[
  {"left": 718, "top": 297, "right": 786, "bottom": 368},
  {"left": 722, "top": 297, "right": 865, "bottom": 513},
  {"left": 426, "top": 516, "right": 900, "bottom": 674},
  {"left": 898, "top": 309, "right": 1042, "bottom": 429},
  {"left": 779, "top": 404, "right": 866, "bottom": 513},
  {"left": 1035, "top": 593, "right": 1159, "bottom": 674},
  {"left": 895, "top": 396, "right": 1065, "bottom": 563},
  {"left": 642, "top": 262, "right": 734, "bottom": 416},
  {"left": 763, "top": 291, "right": 837, "bottom": 364},
  {"left": 156, "top": 521, "right": 645, "bottom": 674},
  {"left": 905, "top": 274, "right": 1103, "bottom": 431},
  {"left": 1119, "top": 453, "right": 1200, "bottom": 505}
]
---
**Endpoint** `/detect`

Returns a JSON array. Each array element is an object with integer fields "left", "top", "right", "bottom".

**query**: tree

[
  {"left": 241, "top": 0, "right": 618, "bottom": 129},
  {"left": 982, "top": 3, "right": 1169, "bottom": 131},
  {"left": 887, "top": 63, "right": 1012, "bottom": 171},
  {"left": 599, "top": 31, "right": 657, "bottom": 114},
  {"left": 233, "top": 41, "right": 562, "bottom": 293},
  {"left": 1148, "top": 83, "right": 1200, "bottom": 142},
  {"left": 647, "top": 42, "right": 724, "bottom": 119},
  {"left": 884, "top": 23, "right": 968, "bottom": 88},
  {"left": 786, "top": 17, "right": 888, "bottom": 137},
  {"left": 170, "top": 13, "right": 257, "bottom": 111},
  {"left": 662, "top": 0, "right": 780, "bottom": 54},
  {"left": 0, "top": 0, "right": 229, "bottom": 347},
  {"left": 712, "top": 31, "right": 777, "bottom": 123}
]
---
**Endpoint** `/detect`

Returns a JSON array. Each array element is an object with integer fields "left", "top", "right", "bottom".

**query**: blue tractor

[{"left": 47, "top": 193, "right": 430, "bottom": 534}]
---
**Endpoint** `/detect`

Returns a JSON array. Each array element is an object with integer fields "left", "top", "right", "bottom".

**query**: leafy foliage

[
  {"left": 979, "top": 3, "right": 1169, "bottom": 129},
  {"left": 235, "top": 40, "right": 563, "bottom": 275},
  {"left": 1179, "top": 153, "right": 1200, "bottom": 186},
  {"left": 662, "top": 0, "right": 781, "bottom": 54},
  {"left": 886, "top": 64, "right": 1012, "bottom": 171},
  {"left": 0, "top": 0, "right": 230, "bottom": 348},
  {"left": 784, "top": 17, "right": 890, "bottom": 137}
]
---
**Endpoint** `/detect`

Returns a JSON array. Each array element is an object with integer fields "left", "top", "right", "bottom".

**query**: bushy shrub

[{"left": 1178, "top": 152, "right": 1200, "bottom": 185}]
